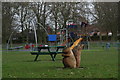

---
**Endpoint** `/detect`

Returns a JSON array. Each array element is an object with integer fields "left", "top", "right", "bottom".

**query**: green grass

[{"left": 2, "top": 47, "right": 118, "bottom": 78}]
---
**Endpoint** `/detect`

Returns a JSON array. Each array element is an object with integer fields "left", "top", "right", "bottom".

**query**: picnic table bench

[{"left": 30, "top": 46, "right": 65, "bottom": 61}]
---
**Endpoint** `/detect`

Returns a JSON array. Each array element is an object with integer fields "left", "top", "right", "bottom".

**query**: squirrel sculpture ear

[{"left": 70, "top": 38, "right": 83, "bottom": 50}]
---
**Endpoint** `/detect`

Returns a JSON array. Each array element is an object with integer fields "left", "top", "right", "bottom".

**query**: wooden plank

[{"left": 31, "top": 52, "right": 63, "bottom": 55}]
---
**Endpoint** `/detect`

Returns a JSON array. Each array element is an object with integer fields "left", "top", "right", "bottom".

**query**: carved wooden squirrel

[{"left": 62, "top": 38, "right": 83, "bottom": 68}]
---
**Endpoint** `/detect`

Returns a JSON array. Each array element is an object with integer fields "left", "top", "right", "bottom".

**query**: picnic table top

[{"left": 37, "top": 46, "right": 66, "bottom": 49}]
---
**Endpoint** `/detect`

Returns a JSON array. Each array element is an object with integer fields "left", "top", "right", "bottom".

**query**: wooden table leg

[
  {"left": 50, "top": 54, "right": 55, "bottom": 61},
  {"left": 34, "top": 54, "right": 39, "bottom": 61},
  {"left": 53, "top": 53, "right": 57, "bottom": 59}
]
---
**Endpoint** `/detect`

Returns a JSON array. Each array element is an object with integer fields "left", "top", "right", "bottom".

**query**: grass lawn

[{"left": 2, "top": 47, "right": 118, "bottom": 78}]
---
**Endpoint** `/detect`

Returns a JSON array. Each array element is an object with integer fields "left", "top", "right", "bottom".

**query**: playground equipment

[
  {"left": 8, "top": 46, "right": 23, "bottom": 50},
  {"left": 59, "top": 28, "right": 68, "bottom": 45},
  {"left": 57, "top": 23, "right": 78, "bottom": 47},
  {"left": 7, "top": 18, "right": 49, "bottom": 50},
  {"left": 56, "top": 20, "right": 90, "bottom": 49},
  {"left": 7, "top": 17, "right": 89, "bottom": 50},
  {"left": 6, "top": 25, "right": 24, "bottom": 50},
  {"left": 48, "top": 35, "right": 57, "bottom": 41}
]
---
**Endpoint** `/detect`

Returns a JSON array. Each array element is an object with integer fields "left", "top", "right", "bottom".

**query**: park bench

[{"left": 30, "top": 46, "right": 65, "bottom": 61}]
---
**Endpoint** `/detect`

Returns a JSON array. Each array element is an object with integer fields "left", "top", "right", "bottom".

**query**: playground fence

[{"left": 2, "top": 41, "right": 120, "bottom": 50}]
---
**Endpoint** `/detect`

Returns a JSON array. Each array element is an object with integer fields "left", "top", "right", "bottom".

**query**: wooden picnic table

[{"left": 31, "top": 46, "right": 65, "bottom": 61}]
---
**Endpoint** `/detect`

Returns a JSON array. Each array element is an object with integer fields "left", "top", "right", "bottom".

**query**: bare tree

[{"left": 94, "top": 2, "right": 119, "bottom": 41}]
